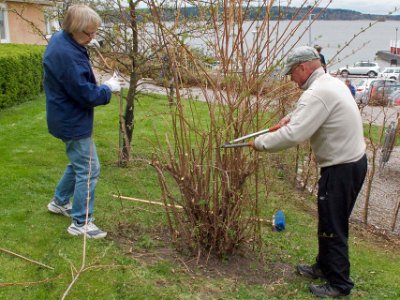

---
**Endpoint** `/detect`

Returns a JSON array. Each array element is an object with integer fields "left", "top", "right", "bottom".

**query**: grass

[{"left": 0, "top": 94, "right": 399, "bottom": 299}]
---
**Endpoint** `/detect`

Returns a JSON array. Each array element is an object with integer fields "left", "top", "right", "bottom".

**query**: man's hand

[
  {"left": 103, "top": 73, "right": 121, "bottom": 92},
  {"left": 278, "top": 116, "right": 290, "bottom": 127},
  {"left": 248, "top": 141, "right": 257, "bottom": 150}
]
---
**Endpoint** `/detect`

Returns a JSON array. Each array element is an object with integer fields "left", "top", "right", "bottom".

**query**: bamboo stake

[
  {"left": 0, "top": 247, "right": 54, "bottom": 270},
  {"left": 61, "top": 270, "right": 82, "bottom": 300},
  {"left": 61, "top": 136, "right": 95, "bottom": 300},
  {"left": 93, "top": 47, "right": 113, "bottom": 70},
  {"left": 112, "top": 195, "right": 271, "bottom": 224},
  {"left": 112, "top": 194, "right": 183, "bottom": 209}
]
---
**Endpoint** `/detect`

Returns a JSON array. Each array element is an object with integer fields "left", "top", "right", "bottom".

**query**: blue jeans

[{"left": 53, "top": 137, "right": 100, "bottom": 224}]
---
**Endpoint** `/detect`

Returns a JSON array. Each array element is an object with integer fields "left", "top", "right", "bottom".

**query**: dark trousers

[{"left": 316, "top": 154, "right": 367, "bottom": 293}]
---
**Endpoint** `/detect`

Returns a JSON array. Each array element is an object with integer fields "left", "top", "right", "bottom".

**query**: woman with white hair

[{"left": 43, "top": 5, "right": 120, "bottom": 239}]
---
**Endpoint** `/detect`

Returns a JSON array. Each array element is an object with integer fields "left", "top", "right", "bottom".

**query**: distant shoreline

[{"left": 144, "top": 6, "right": 400, "bottom": 22}]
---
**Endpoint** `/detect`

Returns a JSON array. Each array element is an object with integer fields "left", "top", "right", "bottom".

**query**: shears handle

[
  {"left": 228, "top": 123, "right": 281, "bottom": 144},
  {"left": 220, "top": 142, "right": 251, "bottom": 149}
]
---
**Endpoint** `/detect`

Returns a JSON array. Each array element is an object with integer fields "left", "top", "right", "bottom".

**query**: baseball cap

[{"left": 282, "top": 46, "right": 320, "bottom": 75}]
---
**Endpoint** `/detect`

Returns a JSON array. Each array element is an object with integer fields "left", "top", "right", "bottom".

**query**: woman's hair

[{"left": 62, "top": 4, "right": 101, "bottom": 33}]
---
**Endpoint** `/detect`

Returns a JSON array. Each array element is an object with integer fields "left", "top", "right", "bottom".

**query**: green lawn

[{"left": 0, "top": 94, "right": 399, "bottom": 299}]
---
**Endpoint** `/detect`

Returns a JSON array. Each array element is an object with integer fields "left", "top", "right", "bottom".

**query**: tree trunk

[{"left": 119, "top": 1, "right": 139, "bottom": 164}]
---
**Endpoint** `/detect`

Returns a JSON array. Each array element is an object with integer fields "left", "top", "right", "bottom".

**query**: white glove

[
  {"left": 103, "top": 72, "right": 121, "bottom": 92},
  {"left": 87, "top": 38, "right": 100, "bottom": 48}
]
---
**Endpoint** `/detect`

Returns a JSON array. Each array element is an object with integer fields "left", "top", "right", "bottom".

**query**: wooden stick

[
  {"left": 112, "top": 195, "right": 271, "bottom": 224},
  {"left": 0, "top": 274, "right": 62, "bottom": 288},
  {"left": 112, "top": 194, "right": 183, "bottom": 209},
  {"left": 93, "top": 47, "right": 113, "bottom": 70},
  {"left": 0, "top": 247, "right": 54, "bottom": 270}
]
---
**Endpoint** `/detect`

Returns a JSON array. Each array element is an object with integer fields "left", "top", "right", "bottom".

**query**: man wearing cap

[{"left": 249, "top": 46, "right": 367, "bottom": 298}]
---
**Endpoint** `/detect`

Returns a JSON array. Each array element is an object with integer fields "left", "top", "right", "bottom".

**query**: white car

[
  {"left": 378, "top": 67, "right": 400, "bottom": 80},
  {"left": 338, "top": 61, "right": 380, "bottom": 77}
]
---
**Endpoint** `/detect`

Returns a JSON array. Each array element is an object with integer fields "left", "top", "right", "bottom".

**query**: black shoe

[
  {"left": 297, "top": 264, "right": 326, "bottom": 280},
  {"left": 309, "top": 283, "right": 350, "bottom": 298}
]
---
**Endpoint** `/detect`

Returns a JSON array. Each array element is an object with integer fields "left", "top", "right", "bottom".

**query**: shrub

[{"left": 0, "top": 44, "right": 45, "bottom": 109}]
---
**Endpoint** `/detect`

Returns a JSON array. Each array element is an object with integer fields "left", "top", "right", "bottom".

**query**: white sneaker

[
  {"left": 67, "top": 221, "right": 107, "bottom": 239},
  {"left": 47, "top": 199, "right": 72, "bottom": 217}
]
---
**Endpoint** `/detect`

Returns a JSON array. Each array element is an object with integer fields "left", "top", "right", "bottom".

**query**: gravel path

[
  {"left": 352, "top": 106, "right": 400, "bottom": 235},
  {"left": 360, "top": 105, "right": 399, "bottom": 126},
  {"left": 352, "top": 146, "right": 400, "bottom": 235}
]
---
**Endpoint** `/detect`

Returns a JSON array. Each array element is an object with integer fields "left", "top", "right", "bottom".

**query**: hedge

[{"left": 0, "top": 44, "right": 45, "bottom": 109}]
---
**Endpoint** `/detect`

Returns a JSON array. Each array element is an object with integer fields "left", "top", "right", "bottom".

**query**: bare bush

[{"left": 144, "top": 0, "right": 329, "bottom": 257}]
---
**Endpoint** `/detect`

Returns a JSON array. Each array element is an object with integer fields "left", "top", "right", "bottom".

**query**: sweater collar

[{"left": 301, "top": 67, "right": 325, "bottom": 90}]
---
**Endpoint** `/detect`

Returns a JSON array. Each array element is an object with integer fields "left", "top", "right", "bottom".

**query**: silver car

[{"left": 339, "top": 61, "right": 380, "bottom": 77}]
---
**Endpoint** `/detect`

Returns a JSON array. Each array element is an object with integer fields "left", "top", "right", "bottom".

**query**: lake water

[
  {"left": 288, "top": 20, "right": 399, "bottom": 72},
  {"left": 185, "top": 20, "right": 399, "bottom": 73}
]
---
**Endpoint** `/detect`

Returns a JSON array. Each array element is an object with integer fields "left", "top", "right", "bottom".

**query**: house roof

[{"left": 5, "top": 0, "right": 55, "bottom": 5}]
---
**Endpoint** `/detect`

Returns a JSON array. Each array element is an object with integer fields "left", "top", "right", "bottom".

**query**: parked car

[
  {"left": 388, "top": 89, "right": 400, "bottom": 106},
  {"left": 354, "top": 78, "right": 398, "bottom": 104},
  {"left": 338, "top": 61, "right": 380, "bottom": 77},
  {"left": 354, "top": 78, "right": 372, "bottom": 102},
  {"left": 378, "top": 67, "right": 400, "bottom": 80},
  {"left": 370, "top": 83, "right": 400, "bottom": 106}
]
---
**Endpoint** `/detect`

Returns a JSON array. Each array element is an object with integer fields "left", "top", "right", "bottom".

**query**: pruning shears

[{"left": 221, "top": 123, "right": 281, "bottom": 148}]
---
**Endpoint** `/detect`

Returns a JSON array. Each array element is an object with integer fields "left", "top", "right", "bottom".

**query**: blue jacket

[
  {"left": 43, "top": 31, "right": 112, "bottom": 140},
  {"left": 349, "top": 84, "right": 356, "bottom": 98}
]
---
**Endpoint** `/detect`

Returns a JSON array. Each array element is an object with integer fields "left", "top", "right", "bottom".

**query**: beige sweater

[{"left": 255, "top": 68, "right": 366, "bottom": 167}]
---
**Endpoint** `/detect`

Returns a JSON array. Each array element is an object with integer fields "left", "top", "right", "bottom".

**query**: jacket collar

[
  {"left": 301, "top": 67, "right": 325, "bottom": 90},
  {"left": 62, "top": 30, "right": 88, "bottom": 55}
]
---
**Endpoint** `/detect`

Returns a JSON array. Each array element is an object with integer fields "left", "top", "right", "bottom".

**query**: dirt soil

[
  {"left": 111, "top": 216, "right": 400, "bottom": 289},
  {"left": 111, "top": 222, "right": 297, "bottom": 287}
]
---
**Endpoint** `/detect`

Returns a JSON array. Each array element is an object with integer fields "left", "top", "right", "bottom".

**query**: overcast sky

[{"left": 287, "top": 0, "right": 399, "bottom": 15}]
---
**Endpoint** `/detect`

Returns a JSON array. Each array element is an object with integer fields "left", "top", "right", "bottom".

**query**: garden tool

[{"left": 220, "top": 123, "right": 281, "bottom": 148}]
